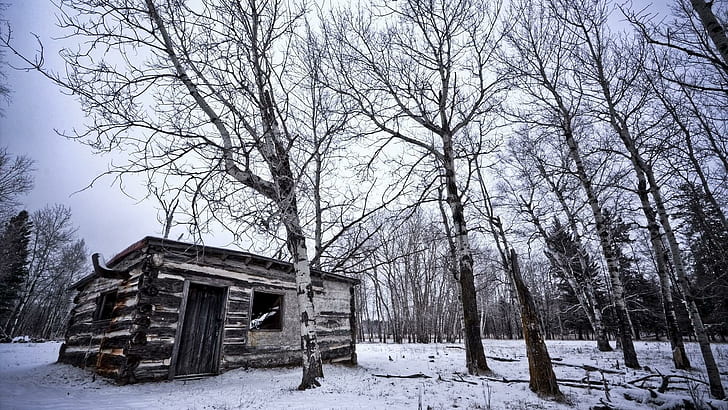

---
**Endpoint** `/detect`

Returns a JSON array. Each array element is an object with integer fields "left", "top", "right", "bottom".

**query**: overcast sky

[
  {"left": 0, "top": 0, "right": 225, "bottom": 258},
  {"left": 1, "top": 1, "right": 677, "bottom": 259}
]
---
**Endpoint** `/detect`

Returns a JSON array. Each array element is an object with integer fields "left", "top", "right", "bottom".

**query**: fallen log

[
  {"left": 475, "top": 375, "right": 608, "bottom": 391},
  {"left": 372, "top": 373, "right": 432, "bottom": 379},
  {"left": 479, "top": 375, "right": 529, "bottom": 384},
  {"left": 627, "top": 373, "right": 709, "bottom": 393},
  {"left": 487, "top": 356, "right": 520, "bottom": 362},
  {"left": 551, "top": 362, "right": 624, "bottom": 374},
  {"left": 446, "top": 373, "right": 479, "bottom": 385},
  {"left": 444, "top": 346, "right": 521, "bottom": 362},
  {"left": 559, "top": 382, "right": 606, "bottom": 391}
]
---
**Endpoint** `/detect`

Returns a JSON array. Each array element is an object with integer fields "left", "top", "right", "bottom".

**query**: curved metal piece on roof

[{"left": 92, "top": 253, "right": 131, "bottom": 280}]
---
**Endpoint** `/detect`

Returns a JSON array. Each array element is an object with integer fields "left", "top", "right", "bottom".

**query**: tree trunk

[
  {"left": 563, "top": 127, "right": 641, "bottom": 369},
  {"left": 531, "top": 160, "right": 612, "bottom": 352},
  {"left": 522, "top": 195, "right": 612, "bottom": 352},
  {"left": 509, "top": 249, "right": 563, "bottom": 398},
  {"left": 690, "top": 0, "right": 728, "bottom": 70},
  {"left": 646, "top": 167, "right": 726, "bottom": 398},
  {"left": 285, "top": 215, "right": 324, "bottom": 390},
  {"left": 633, "top": 168, "right": 691, "bottom": 369},
  {"left": 442, "top": 150, "right": 489, "bottom": 373},
  {"left": 438, "top": 182, "right": 489, "bottom": 374}
]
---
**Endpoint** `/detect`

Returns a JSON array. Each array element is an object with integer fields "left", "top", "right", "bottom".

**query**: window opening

[
  {"left": 250, "top": 291, "right": 282, "bottom": 330},
  {"left": 94, "top": 290, "right": 118, "bottom": 321}
]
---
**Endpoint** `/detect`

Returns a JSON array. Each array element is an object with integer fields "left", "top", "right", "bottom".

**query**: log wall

[
  {"left": 58, "top": 250, "right": 147, "bottom": 379},
  {"left": 60, "top": 242, "right": 357, "bottom": 384}
]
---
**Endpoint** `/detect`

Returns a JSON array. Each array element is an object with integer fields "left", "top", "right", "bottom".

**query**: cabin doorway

[{"left": 174, "top": 283, "right": 226, "bottom": 377}]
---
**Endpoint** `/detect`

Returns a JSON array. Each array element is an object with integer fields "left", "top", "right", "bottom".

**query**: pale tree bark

[
  {"left": 503, "top": 0, "right": 639, "bottom": 368},
  {"left": 583, "top": 49, "right": 690, "bottom": 369},
  {"left": 648, "top": 165, "right": 725, "bottom": 398},
  {"left": 690, "top": 0, "right": 728, "bottom": 67},
  {"left": 530, "top": 155, "right": 612, "bottom": 352},
  {"left": 285, "top": 211, "right": 324, "bottom": 388},
  {"left": 563, "top": 129, "right": 640, "bottom": 370},
  {"left": 635, "top": 174, "right": 691, "bottom": 370}
]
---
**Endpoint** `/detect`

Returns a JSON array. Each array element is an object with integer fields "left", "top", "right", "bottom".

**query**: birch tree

[
  {"left": 502, "top": 132, "right": 614, "bottom": 351},
  {"left": 4, "top": 0, "right": 339, "bottom": 389},
  {"left": 503, "top": 0, "right": 640, "bottom": 369}
]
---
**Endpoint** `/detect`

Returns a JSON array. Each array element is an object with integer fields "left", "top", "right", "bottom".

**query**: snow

[{"left": 1, "top": 340, "right": 727, "bottom": 409}]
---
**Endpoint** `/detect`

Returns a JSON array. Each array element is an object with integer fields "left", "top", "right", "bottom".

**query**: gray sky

[
  {"left": 1, "top": 0, "right": 677, "bottom": 259},
  {"left": 0, "top": 0, "right": 223, "bottom": 258}
]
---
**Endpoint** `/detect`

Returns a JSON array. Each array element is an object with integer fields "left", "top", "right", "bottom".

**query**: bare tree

[
  {"left": 475, "top": 159, "right": 562, "bottom": 399},
  {"left": 326, "top": 0, "right": 509, "bottom": 375},
  {"left": 0, "top": 147, "right": 34, "bottom": 221},
  {"left": 502, "top": 0, "right": 640, "bottom": 369},
  {"left": 5, "top": 204, "right": 76, "bottom": 337},
  {"left": 2, "top": 0, "right": 356, "bottom": 389}
]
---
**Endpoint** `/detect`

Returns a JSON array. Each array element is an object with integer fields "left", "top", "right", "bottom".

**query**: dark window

[
  {"left": 250, "top": 291, "right": 282, "bottom": 330},
  {"left": 94, "top": 291, "right": 118, "bottom": 321}
]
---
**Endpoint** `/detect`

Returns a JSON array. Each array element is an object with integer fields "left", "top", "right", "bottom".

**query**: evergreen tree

[
  {"left": 0, "top": 210, "right": 31, "bottom": 339},
  {"left": 546, "top": 220, "right": 608, "bottom": 339},
  {"left": 604, "top": 211, "right": 663, "bottom": 341},
  {"left": 678, "top": 183, "right": 728, "bottom": 341}
]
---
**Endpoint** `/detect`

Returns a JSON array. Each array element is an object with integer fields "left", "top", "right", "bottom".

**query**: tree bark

[
  {"left": 562, "top": 128, "right": 641, "bottom": 369},
  {"left": 645, "top": 165, "right": 726, "bottom": 398},
  {"left": 631, "top": 158, "right": 690, "bottom": 369},
  {"left": 531, "top": 159, "right": 612, "bottom": 352},
  {"left": 509, "top": 249, "right": 563, "bottom": 399},
  {"left": 285, "top": 215, "right": 324, "bottom": 390},
  {"left": 690, "top": 0, "right": 728, "bottom": 69},
  {"left": 442, "top": 133, "right": 490, "bottom": 375}
]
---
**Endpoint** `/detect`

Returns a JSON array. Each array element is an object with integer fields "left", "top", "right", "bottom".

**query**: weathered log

[
  {"left": 487, "top": 356, "right": 520, "bottom": 362},
  {"left": 552, "top": 361, "right": 624, "bottom": 374},
  {"left": 92, "top": 253, "right": 132, "bottom": 280},
  {"left": 372, "top": 373, "right": 432, "bottom": 379}
]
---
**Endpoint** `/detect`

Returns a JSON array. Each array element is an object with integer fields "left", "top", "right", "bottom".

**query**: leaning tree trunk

[
  {"left": 509, "top": 249, "right": 563, "bottom": 399},
  {"left": 632, "top": 163, "right": 690, "bottom": 369},
  {"left": 442, "top": 133, "right": 490, "bottom": 375},
  {"left": 562, "top": 126, "right": 640, "bottom": 370},
  {"left": 522, "top": 196, "right": 612, "bottom": 352},
  {"left": 644, "top": 164, "right": 726, "bottom": 399}
]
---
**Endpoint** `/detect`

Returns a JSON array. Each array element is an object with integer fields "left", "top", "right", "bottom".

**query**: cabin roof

[{"left": 71, "top": 236, "right": 359, "bottom": 290}]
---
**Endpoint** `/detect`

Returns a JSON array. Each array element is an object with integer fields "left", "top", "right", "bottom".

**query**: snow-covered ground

[{"left": 1, "top": 340, "right": 727, "bottom": 409}]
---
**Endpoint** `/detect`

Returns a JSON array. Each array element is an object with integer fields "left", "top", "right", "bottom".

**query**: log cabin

[{"left": 58, "top": 236, "right": 358, "bottom": 383}]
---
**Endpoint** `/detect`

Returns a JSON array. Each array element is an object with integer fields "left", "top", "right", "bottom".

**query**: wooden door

[{"left": 175, "top": 283, "right": 226, "bottom": 376}]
